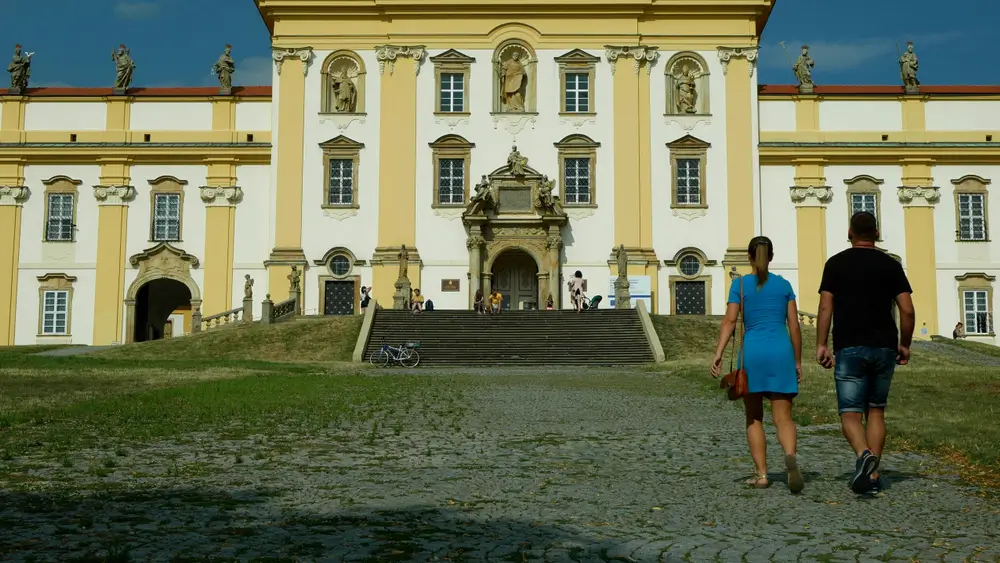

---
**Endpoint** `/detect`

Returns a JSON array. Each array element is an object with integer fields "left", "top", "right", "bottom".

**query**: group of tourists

[{"left": 709, "top": 211, "right": 915, "bottom": 495}]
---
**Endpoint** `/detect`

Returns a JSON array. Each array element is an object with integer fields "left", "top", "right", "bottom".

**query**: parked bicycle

[{"left": 369, "top": 337, "right": 421, "bottom": 368}]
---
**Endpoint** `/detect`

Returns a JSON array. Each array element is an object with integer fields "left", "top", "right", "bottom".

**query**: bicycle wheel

[
  {"left": 371, "top": 349, "right": 390, "bottom": 367},
  {"left": 399, "top": 348, "right": 420, "bottom": 368}
]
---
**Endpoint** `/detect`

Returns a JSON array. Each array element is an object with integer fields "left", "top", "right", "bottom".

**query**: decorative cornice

[
  {"left": 129, "top": 242, "right": 200, "bottom": 269},
  {"left": 789, "top": 185, "right": 833, "bottom": 207},
  {"left": 604, "top": 45, "right": 659, "bottom": 75},
  {"left": 0, "top": 186, "right": 29, "bottom": 206},
  {"left": 93, "top": 185, "right": 135, "bottom": 206},
  {"left": 272, "top": 47, "right": 313, "bottom": 76},
  {"left": 897, "top": 186, "right": 941, "bottom": 207},
  {"left": 199, "top": 185, "right": 243, "bottom": 207},
  {"left": 374, "top": 45, "right": 426, "bottom": 75},
  {"left": 717, "top": 46, "right": 759, "bottom": 77}
]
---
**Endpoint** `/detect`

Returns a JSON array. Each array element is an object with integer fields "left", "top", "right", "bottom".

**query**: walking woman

[
  {"left": 568, "top": 271, "right": 585, "bottom": 313},
  {"left": 710, "top": 236, "right": 804, "bottom": 493}
]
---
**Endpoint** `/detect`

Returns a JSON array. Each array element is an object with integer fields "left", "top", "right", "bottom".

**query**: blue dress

[{"left": 728, "top": 274, "right": 798, "bottom": 396}]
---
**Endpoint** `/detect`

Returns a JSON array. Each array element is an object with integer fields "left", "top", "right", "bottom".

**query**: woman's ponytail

[{"left": 747, "top": 236, "right": 774, "bottom": 288}]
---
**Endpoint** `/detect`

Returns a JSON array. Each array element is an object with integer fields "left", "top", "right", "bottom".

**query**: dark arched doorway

[
  {"left": 133, "top": 278, "right": 193, "bottom": 342},
  {"left": 490, "top": 249, "right": 539, "bottom": 310}
]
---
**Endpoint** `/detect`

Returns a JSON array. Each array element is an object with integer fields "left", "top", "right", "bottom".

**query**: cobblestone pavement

[{"left": 2, "top": 369, "right": 998, "bottom": 562}]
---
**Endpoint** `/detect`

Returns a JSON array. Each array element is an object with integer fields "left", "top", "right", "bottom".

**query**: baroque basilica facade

[{"left": 1, "top": 0, "right": 997, "bottom": 346}]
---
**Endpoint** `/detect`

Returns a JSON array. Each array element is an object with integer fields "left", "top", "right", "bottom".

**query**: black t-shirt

[{"left": 818, "top": 247, "right": 913, "bottom": 352}]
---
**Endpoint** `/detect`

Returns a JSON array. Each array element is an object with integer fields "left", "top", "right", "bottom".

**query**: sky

[{"left": 4, "top": 0, "right": 995, "bottom": 89}]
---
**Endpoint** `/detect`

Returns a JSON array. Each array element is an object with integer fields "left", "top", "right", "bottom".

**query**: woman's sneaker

[{"left": 850, "top": 450, "right": 880, "bottom": 493}]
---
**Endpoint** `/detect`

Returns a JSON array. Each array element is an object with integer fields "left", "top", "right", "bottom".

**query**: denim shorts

[{"left": 834, "top": 346, "right": 897, "bottom": 414}]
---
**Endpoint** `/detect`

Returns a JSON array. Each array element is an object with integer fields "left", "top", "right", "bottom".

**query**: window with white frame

[
  {"left": 438, "top": 158, "right": 465, "bottom": 205},
  {"left": 676, "top": 158, "right": 701, "bottom": 205},
  {"left": 152, "top": 193, "right": 181, "bottom": 241},
  {"left": 41, "top": 290, "right": 69, "bottom": 335},
  {"left": 439, "top": 73, "right": 464, "bottom": 113},
  {"left": 563, "top": 157, "right": 591, "bottom": 204},
  {"left": 46, "top": 193, "right": 75, "bottom": 241},
  {"left": 850, "top": 193, "right": 877, "bottom": 219},
  {"left": 958, "top": 193, "right": 987, "bottom": 241},
  {"left": 963, "top": 290, "right": 993, "bottom": 335},
  {"left": 564, "top": 73, "right": 589, "bottom": 113},
  {"left": 328, "top": 158, "right": 354, "bottom": 206}
]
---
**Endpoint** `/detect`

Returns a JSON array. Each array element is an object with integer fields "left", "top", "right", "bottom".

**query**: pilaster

[
  {"left": 718, "top": 46, "right": 759, "bottom": 270},
  {"left": 0, "top": 185, "right": 28, "bottom": 345},
  {"left": 374, "top": 45, "right": 424, "bottom": 304},
  {"left": 605, "top": 46, "right": 658, "bottom": 250},
  {"left": 200, "top": 185, "right": 243, "bottom": 315},
  {"left": 898, "top": 181, "right": 941, "bottom": 337},
  {"left": 92, "top": 180, "right": 135, "bottom": 345},
  {"left": 268, "top": 47, "right": 312, "bottom": 303},
  {"left": 789, "top": 182, "right": 832, "bottom": 314},
  {"left": 0, "top": 96, "right": 26, "bottom": 143}
]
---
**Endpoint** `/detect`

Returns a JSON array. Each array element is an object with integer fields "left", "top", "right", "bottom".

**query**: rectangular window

[
  {"left": 328, "top": 158, "right": 354, "bottom": 206},
  {"left": 41, "top": 290, "right": 69, "bottom": 335},
  {"left": 564, "top": 73, "right": 589, "bottom": 113},
  {"left": 438, "top": 158, "right": 465, "bottom": 205},
  {"left": 963, "top": 290, "right": 993, "bottom": 335},
  {"left": 958, "top": 193, "right": 987, "bottom": 241},
  {"left": 46, "top": 193, "right": 75, "bottom": 241},
  {"left": 851, "top": 193, "right": 878, "bottom": 218},
  {"left": 439, "top": 73, "right": 465, "bottom": 113},
  {"left": 152, "top": 193, "right": 181, "bottom": 241},
  {"left": 675, "top": 158, "right": 701, "bottom": 205},
  {"left": 563, "top": 157, "right": 591, "bottom": 204}
]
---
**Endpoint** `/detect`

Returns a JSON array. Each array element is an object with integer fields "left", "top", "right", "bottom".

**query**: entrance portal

[
  {"left": 133, "top": 278, "right": 192, "bottom": 342},
  {"left": 491, "top": 249, "right": 539, "bottom": 310}
]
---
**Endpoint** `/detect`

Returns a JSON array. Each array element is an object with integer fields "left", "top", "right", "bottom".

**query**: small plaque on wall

[{"left": 441, "top": 279, "right": 460, "bottom": 292}]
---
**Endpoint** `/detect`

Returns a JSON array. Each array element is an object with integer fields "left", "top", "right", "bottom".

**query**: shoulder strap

[{"left": 729, "top": 275, "right": 745, "bottom": 371}]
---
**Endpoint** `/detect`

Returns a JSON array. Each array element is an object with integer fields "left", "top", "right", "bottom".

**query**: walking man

[{"left": 816, "top": 211, "right": 915, "bottom": 494}]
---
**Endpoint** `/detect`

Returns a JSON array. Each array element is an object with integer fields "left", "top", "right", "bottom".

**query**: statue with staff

[
  {"left": 897, "top": 41, "right": 919, "bottom": 92},
  {"left": 111, "top": 44, "right": 136, "bottom": 90},
  {"left": 7, "top": 44, "right": 33, "bottom": 92},
  {"left": 780, "top": 42, "right": 814, "bottom": 93}
]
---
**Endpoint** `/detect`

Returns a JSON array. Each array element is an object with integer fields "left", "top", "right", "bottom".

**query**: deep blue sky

[{"left": 4, "top": 0, "right": 994, "bottom": 88}]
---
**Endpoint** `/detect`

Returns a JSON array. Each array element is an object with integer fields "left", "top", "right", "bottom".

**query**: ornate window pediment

[
  {"left": 320, "top": 135, "right": 365, "bottom": 213},
  {"left": 667, "top": 135, "right": 711, "bottom": 213}
]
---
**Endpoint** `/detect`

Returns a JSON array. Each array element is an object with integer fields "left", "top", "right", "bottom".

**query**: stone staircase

[{"left": 361, "top": 309, "right": 656, "bottom": 366}]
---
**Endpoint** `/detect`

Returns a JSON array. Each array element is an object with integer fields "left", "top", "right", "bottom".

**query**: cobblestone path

[{"left": 2, "top": 369, "right": 998, "bottom": 562}]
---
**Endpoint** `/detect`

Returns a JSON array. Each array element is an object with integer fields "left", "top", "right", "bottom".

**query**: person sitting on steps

[
  {"left": 546, "top": 294, "right": 554, "bottom": 310},
  {"left": 411, "top": 288, "right": 424, "bottom": 314},
  {"left": 488, "top": 287, "right": 503, "bottom": 315},
  {"left": 473, "top": 289, "right": 485, "bottom": 314}
]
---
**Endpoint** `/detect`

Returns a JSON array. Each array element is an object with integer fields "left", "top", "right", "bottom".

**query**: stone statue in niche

[
  {"left": 328, "top": 57, "right": 359, "bottom": 112},
  {"left": 111, "top": 44, "right": 136, "bottom": 90},
  {"left": 672, "top": 63, "right": 703, "bottom": 114},
  {"left": 495, "top": 48, "right": 527, "bottom": 112},
  {"left": 506, "top": 145, "right": 528, "bottom": 176},
  {"left": 7, "top": 44, "right": 32, "bottom": 92},
  {"left": 212, "top": 44, "right": 236, "bottom": 92},
  {"left": 793, "top": 45, "right": 814, "bottom": 91},
  {"left": 898, "top": 41, "right": 919, "bottom": 91}
]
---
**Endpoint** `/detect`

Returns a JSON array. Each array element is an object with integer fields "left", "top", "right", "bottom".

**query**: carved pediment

[
  {"left": 464, "top": 146, "right": 567, "bottom": 221},
  {"left": 430, "top": 49, "right": 476, "bottom": 64},
  {"left": 666, "top": 134, "right": 711, "bottom": 149},
  {"left": 554, "top": 49, "right": 601, "bottom": 65},
  {"left": 319, "top": 135, "right": 365, "bottom": 150},
  {"left": 129, "top": 242, "right": 200, "bottom": 269}
]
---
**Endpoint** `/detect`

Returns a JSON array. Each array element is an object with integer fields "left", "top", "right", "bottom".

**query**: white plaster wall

[
  {"left": 824, "top": 166, "right": 905, "bottom": 259},
  {"left": 926, "top": 101, "right": 1000, "bottom": 131},
  {"left": 126, "top": 165, "right": 208, "bottom": 270},
  {"left": 14, "top": 268, "right": 96, "bottom": 345},
  {"left": 236, "top": 101, "right": 272, "bottom": 131},
  {"left": 652, "top": 49, "right": 730, "bottom": 314},
  {"left": 130, "top": 102, "right": 213, "bottom": 131},
  {"left": 20, "top": 165, "right": 102, "bottom": 267},
  {"left": 233, "top": 165, "right": 272, "bottom": 266},
  {"left": 24, "top": 102, "right": 107, "bottom": 131},
  {"left": 758, "top": 100, "right": 796, "bottom": 132},
  {"left": 418, "top": 266, "right": 469, "bottom": 310},
  {"left": 300, "top": 49, "right": 381, "bottom": 296},
  {"left": 818, "top": 101, "right": 902, "bottom": 132},
  {"left": 759, "top": 165, "right": 799, "bottom": 280},
  {"left": 932, "top": 165, "right": 1000, "bottom": 266}
]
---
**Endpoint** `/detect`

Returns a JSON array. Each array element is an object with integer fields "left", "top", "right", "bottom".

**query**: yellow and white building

[{"left": 1, "top": 0, "right": 996, "bottom": 346}]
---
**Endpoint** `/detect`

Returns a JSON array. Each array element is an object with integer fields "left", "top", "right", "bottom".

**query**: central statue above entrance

[{"left": 463, "top": 146, "right": 568, "bottom": 310}]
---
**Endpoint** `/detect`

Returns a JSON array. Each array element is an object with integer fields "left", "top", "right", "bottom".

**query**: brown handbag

[{"left": 719, "top": 276, "right": 748, "bottom": 401}]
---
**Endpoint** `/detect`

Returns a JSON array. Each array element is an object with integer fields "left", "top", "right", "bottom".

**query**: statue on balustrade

[
  {"left": 244, "top": 274, "right": 254, "bottom": 299},
  {"left": 212, "top": 44, "right": 236, "bottom": 91},
  {"left": 397, "top": 245, "right": 410, "bottom": 281},
  {"left": 112, "top": 44, "right": 136, "bottom": 90},
  {"left": 899, "top": 42, "right": 919, "bottom": 91},
  {"left": 7, "top": 44, "right": 32, "bottom": 92},
  {"left": 793, "top": 45, "right": 814, "bottom": 90}
]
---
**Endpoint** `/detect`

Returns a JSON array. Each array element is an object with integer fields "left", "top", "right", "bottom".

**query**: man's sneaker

[
  {"left": 868, "top": 476, "right": 883, "bottom": 495},
  {"left": 850, "top": 450, "right": 880, "bottom": 493}
]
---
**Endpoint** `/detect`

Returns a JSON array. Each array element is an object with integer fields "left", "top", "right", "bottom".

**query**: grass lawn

[{"left": 651, "top": 315, "right": 1000, "bottom": 487}]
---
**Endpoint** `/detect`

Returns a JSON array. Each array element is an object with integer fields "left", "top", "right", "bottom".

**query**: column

[
  {"left": 898, "top": 160, "right": 940, "bottom": 337},
  {"left": 200, "top": 182, "right": 242, "bottom": 315},
  {"left": 92, "top": 163, "right": 134, "bottom": 345},
  {"left": 718, "top": 46, "right": 759, "bottom": 270},
  {"left": 789, "top": 184, "right": 832, "bottom": 314},
  {"left": 266, "top": 47, "right": 312, "bottom": 303},
  {"left": 546, "top": 232, "right": 563, "bottom": 309},
  {"left": 466, "top": 233, "right": 484, "bottom": 308},
  {"left": 605, "top": 45, "right": 661, "bottom": 311},
  {"left": 373, "top": 45, "right": 425, "bottom": 303},
  {"left": 0, "top": 184, "right": 28, "bottom": 345}
]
